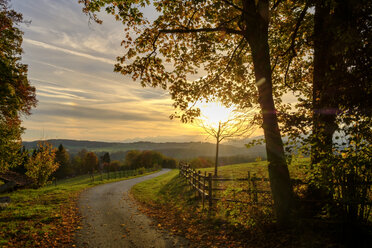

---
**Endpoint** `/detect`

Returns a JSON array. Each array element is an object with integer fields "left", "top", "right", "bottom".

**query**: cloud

[
  {"left": 13, "top": 0, "right": 205, "bottom": 142},
  {"left": 32, "top": 102, "right": 166, "bottom": 122},
  {"left": 24, "top": 38, "right": 116, "bottom": 65}
]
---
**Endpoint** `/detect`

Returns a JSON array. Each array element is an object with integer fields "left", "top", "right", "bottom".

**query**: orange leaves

[{"left": 2, "top": 191, "right": 82, "bottom": 248}]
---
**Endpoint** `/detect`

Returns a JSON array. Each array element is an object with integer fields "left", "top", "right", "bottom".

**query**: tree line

[{"left": 9, "top": 143, "right": 178, "bottom": 187}]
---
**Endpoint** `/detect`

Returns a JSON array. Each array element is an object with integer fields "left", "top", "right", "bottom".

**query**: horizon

[{"left": 22, "top": 134, "right": 263, "bottom": 145}]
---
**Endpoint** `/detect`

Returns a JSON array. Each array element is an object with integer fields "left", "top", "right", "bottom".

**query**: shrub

[
  {"left": 137, "top": 167, "right": 146, "bottom": 175},
  {"left": 189, "top": 157, "right": 214, "bottom": 168},
  {"left": 25, "top": 142, "right": 60, "bottom": 188}
]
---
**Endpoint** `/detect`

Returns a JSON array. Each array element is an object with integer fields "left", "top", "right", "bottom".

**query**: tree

[
  {"left": 269, "top": 0, "right": 372, "bottom": 224},
  {"left": 80, "top": 0, "right": 296, "bottom": 226},
  {"left": 307, "top": 0, "right": 372, "bottom": 223},
  {"left": 124, "top": 150, "right": 141, "bottom": 169},
  {"left": 72, "top": 149, "right": 88, "bottom": 174},
  {"left": 162, "top": 157, "right": 177, "bottom": 168},
  {"left": 101, "top": 152, "right": 111, "bottom": 171},
  {"left": 196, "top": 106, "right": 256, "bottom": 176},
  {"left": 85, "top": 152, "right": 99, "bottom": 173},
  {"left": 0, "top": 0, "right": 37, "bottom": 172},
  {"left": 54, "top": 144, "right": 72, "bottom": 179},
  {"left": 311, "top": 0, "right": 372, "bottom": 164},
  {"left": 108, "top": 160, "right": 121, "bottom": 171},
  {"left": 25, "top": 142, "right": 60, "bottom": 188}
]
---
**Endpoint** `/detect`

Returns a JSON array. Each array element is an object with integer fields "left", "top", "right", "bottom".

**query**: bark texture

[{"left": 243, "top": 0, "right": 293, "bottom": 226}]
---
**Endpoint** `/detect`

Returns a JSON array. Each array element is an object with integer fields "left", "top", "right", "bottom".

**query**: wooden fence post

[
  {"left": 252, "top": 173, "right": 258, "bottom": 203},
  {"left": 193, "top": 170, "right": 198, "bottom": 197},
  {"left": 202, "top": 171, "right": 206, "bottom": 209},
  {"left": 247, "top": 171, "right": 251, "bottom": 201},
  {"left": 208, "top": 173, "right": 213, "bottom": 209},
  {"left": 198, "top": 170, "right": 201, "bottom": 198}
]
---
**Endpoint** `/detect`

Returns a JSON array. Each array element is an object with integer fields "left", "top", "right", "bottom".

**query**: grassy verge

[
  {"left": 0, "top": 168, "right": 159, "bottom": 247},
  {"left": 131, "top": 159, "right": 352, "bottom": 248},
  {"left": 131, "top": 169, "right": 269, "bottom": 247}
]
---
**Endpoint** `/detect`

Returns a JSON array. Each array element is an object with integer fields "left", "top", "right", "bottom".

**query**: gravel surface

[{"left": 75, "top": 169, "right": 189, "bottom": 248}]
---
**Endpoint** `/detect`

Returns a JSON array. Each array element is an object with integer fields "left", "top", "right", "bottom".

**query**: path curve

[{"left": 75, "top": 169, "right": 189, "bottom": 248}]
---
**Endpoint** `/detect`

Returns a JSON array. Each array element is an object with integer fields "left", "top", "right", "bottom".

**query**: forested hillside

[{"left": 23, "top": 139, "right": 266, "bottom": 160}]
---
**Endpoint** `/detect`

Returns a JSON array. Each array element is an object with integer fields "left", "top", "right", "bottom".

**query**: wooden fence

[
  {"left": 179, "top": 163, "right": 272, "bottom": 209},
  {"left": 179, "top": 162, "right": 372, "bottom": 223}
]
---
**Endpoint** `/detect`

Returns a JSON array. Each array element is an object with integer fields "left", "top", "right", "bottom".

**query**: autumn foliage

[
  {"left": 25, "top": 142, "right": 60, "bottom": 188},
  {"left": 0, "top": 0, "right": 37, "bottom": 173}
]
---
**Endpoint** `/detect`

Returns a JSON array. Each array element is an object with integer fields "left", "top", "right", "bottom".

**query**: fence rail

[
  {"left": 179, "top": 163, "right": 372, "bottom": 211},
  {"left": 179, "top": 163, "right": 272, "bottom": 209}
]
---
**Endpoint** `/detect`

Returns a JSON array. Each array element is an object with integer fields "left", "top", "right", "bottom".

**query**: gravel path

[{"left": 75, "top": 169, "right": 189, "bottom": 248}]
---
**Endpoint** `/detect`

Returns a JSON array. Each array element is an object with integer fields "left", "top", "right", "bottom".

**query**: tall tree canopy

[{"left": 0, "top": 0, "right": 37, "bottom": 172}]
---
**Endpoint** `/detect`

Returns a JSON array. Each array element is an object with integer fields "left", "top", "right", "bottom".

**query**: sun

[{"left": 196, "top": 101, "right": 235, "bottom": 128}]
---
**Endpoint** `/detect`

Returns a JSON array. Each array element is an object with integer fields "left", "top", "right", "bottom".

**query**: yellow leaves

[{"left": 25, "top": 141, "right": 59, "bottom": 188}]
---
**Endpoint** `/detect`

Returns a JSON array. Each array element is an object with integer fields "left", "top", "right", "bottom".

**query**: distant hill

[{"left": 23, "top": 139, "right": 266, "bottom": 160}]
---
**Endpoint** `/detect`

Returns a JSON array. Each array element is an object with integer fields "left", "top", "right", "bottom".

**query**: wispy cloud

[
  {"left": 14, "top": 0, "right": 206, "bottom": 142},
  {"left": 33, "top": 103, "right": 167, "bottom": 122},
  {"left": 24, "top": 38, "right": 116, "bottom": 65}
]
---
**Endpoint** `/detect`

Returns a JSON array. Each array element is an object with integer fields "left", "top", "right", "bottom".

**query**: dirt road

[{"left": 75, "top": 169, "right": 189, "bottom": 248}]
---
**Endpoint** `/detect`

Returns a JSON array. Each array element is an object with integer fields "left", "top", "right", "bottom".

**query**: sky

[{"left": 11, "top": 0, "right": 209, "bottom": 142}]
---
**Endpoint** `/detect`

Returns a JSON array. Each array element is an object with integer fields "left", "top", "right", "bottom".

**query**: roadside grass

[
  {"left": 131, "top": 170, "right": 246, "bottom": 247},
  {"left": 0, "top": 168, "right": 159, "bottom": 247},
  {"left": 131, "top": 158, "right": 313, "bottom": 247}
]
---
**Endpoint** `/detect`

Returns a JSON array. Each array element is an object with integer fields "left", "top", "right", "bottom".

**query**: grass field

[
  {"left": 0, "top": 168, "right": 159, "bottom": 247},
  {"left": 199, "top": 156, "right": 310, "bottom": 179},
  {"left": 132, "top": 157, "right": 311, "bottom": 227}
]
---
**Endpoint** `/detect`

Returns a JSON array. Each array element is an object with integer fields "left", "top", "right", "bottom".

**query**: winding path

[{"left": 75, "top": 169, "right": 189, "bottom": 248}]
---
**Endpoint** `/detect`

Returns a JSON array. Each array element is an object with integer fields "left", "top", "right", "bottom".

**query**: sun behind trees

[{"left": 196, "top": 101, "right": 256, "bottom": 176}]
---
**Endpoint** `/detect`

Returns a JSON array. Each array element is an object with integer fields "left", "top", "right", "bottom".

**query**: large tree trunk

[
  {"left": 312, "top": 1, "right": 339, "bottom": 165},
  {"left": 243, "top": 0, "right": 293, "bottom": 227}
]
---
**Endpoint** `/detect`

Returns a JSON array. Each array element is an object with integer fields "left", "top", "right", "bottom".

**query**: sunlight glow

[{"left": 196, "top": 101, "right": 235, "bottom": 128}]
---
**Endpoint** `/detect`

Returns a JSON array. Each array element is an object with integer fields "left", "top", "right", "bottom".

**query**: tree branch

[
  {"left": 221, "top": 0, "right": 244, "bottom": 12},
  {"left": 280, "top": 3, "right": 309, "bottom": 58},
  {"left": 281, "top": 2, "right": 309, "bottom": 89},
  {"left": 159, "top": 27, "right": 242, "bottom": 35}
]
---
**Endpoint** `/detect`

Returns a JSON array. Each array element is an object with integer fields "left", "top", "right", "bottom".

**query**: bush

[
  {"left": 124, "top": 150, "right": 177, "bottom": 169},
  {"left": 189, "top": 157, "right": 214, "bottom": 168},
  {"left": 25, "top": 142, "right": 60, "bottom": 188},
  {"left": 137, "top": 167, "right": 146, "bottom": 175}
]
